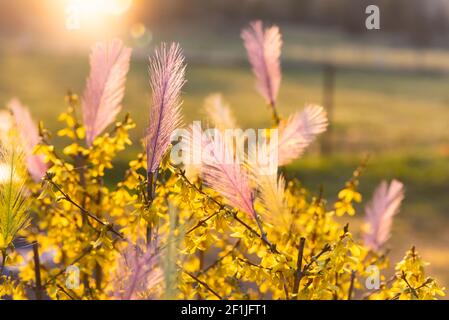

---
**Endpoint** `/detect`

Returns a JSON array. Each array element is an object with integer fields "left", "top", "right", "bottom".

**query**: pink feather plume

[
  {"left": 146, "top": 43, "right": 186, "bottom": 174},
  {"left": 82, "top": 39, "right": 132, "bottom": 146},
  {"left": 201, "top": 130, "right": 256, "bottom": 219},
  {"left": 241, "top": 20, "right": 282, "bottom": 106},
  {"left": 364, "top": 180, "right": 405, "bottom": 251},
  {"left": 8, "top": 99, "right": 47, "bottom": 182},
  {"left": 277, "top": 105, "right": 328, "bottom": 166},
  {"left": 112, "top": 238, "right": 163, "bottom": 300}
]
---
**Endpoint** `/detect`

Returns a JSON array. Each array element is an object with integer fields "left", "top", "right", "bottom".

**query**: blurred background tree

[{"left": 2, "top": 0, "right": 449, "bottom": 46}]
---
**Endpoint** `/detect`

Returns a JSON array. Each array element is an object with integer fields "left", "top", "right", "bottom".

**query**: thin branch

[
  {"left": 177, "top": 169, "right": 279, "bottom": 253},
  {"left": 254, "top": 214, "right": 270, "bottom": 248},
  {"left": 146, "top": 171, "right": 157, "bottom": 204},
  {"left": 347, "top": 270, "right": 356, "bottom": 300},
  {"left": 302, "top": 243, "right": 332, "bottom": 275},
  {"left": 32, "top": 242, "right": 43, "bottom": 300},
  {"left": 186, "top": 211, "right": 219, "bottom": 235},
  {"left": 415, "top": 278, "right": 433, "bottom": 290},
  {"left": 200, "top": 240, "right": 241, "bottom": 275},
  {"left": 362, "top": 275, "right": 396, "bottom": 299},
  {"left": 281, "top": 272, "right": 290, "bottom": 300},
  {"left": 0, "top": 250, "right": 7, "bottom": 275},
  {"left": 56, "top": 284, "right": 78, "bottom": 300},
  {"left": 45, "top": 173, "right": 124, "bottom": 239},
  {"left": 232, "top": 214, "right": 279, "bottom": 253},
  {"left": 44, "top": 244, "right": 94, "bottom": 286},
  {"left": 293, "top": 237, "right": 306, "bottom": 297},
  {"left": 269, "top": 101, "right": 280, "bottom": 125},
  {"left": 401, "top": 271, "right": 419, "bottom": 299},
  {"left": 182, "top": 268, "right": 222, "bottom": 300}
]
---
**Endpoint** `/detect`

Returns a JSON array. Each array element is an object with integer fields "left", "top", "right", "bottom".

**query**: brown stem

[
  {"left": 302, "top": 243, "right": 332, "bottom": 275},
  {"left": 182, "top": 269, "right": 222, "bottom": 300},
  {"left": 236, "top": 257, "right": 272, "bottom": 271},
  {"left": 177, "top": 169, "right": 279, "bottom": 253},
  {"left": 44, "top": 238, "right": 125, "bottom": 288},
  {"left": 281, "top": 273, "right": 290, "bottom": 300},
  {"left": 94, "top": 262, "right": 103, "bottom": 290},
  {"left": 186, "top": 211, "right": 219, "bottom": 234},
  {"left": 254, "top": 214, "right": 269, "bottom": 247},
  {"left": 0, "top": 249, "right": 7, "bottom": 275},
  {"left": 232, "top": 214, "right": 278, "bottom": 254},
  {"left": 74, "top": 153, "right": 88, "bottom": 225},
  {"left": 198, "top": 249, "right": 205, "bottom": 271},
  {"left": 293, "top": 237, "right": 306, "bottom": 297},
  {"left": 401, "top": 271, "right": 419, "bottom": 299},
  {"left": 199, "top": 240, "right": 241, "bottom": 275},
  {"left": 269, "top": 101, "right": 280, "bottom": 125},
  {"left": 45, "top": 173, "right": 124, "bottom": 239},
  {"left": 347, "top": 270, "right": 356, "bottom": 300},
  {"left": 93, "top": 177, "right": 104, "bottom": 290},
  {"left": 44, "top": 244, "right": 94, "bottom": 286},
  {"left": 56, "top": 284, "right": 79, "bottom": 300},
  {"left": 147, "top": 171, "right": 158, "bottom": 204},
  {"left": 32, "top": 242, "right": 43, "bottom": 300}
]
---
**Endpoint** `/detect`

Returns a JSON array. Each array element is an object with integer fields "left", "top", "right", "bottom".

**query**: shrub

[{"left": 0, "top": 22, "right": 445, "bottom": 300}]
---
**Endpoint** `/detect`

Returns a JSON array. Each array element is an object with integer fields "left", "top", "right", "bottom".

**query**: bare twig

[
  {"left": 281, "top": 273, "right": 290, "bottom": 300},
  {"left": 347, "top": 270, "right": 356, "bottom": 300},
  {"left": 146, "top": 171, "right": 157, "bottom": 204},
  {"left": 45, "top": 173, "right": 124, "bottom": 239},
  {"left": 44, "top": 244, "right": 94, "bottom": 286},
  {"left": 236, "top": 257, "right": 272, "bottom": 271},
  {"left": 362, "top": 275, "right": 396, "bottom": 299},
  {"left": 32, "top": 242, "right": 43, "bottom": 300},
  {"left": 401, "top": 271, "right": 419, "bottom": 299},
  {"left": 182, "top": 268, "right": 222, "bottom": 300},
  {"left": 293, "top": 237, "right": 306, "bottom": 297},
  {"left": 269, "top": 101, "right": 280, "bottom": 125},
  {"left": 200, "top": 240, "right": 241, "bottom": 275},
  {"left": 56, "top": 284, "right": 79, "bottom": 300},
  {"left": 186, "top": 211, "right": 219, "bottom": 235},
  {"left": 177, "top": 169, "right": 279, "bottom": 253},
  {"left": 302, "top": 243, "right": 332, "bottom": 276},
  {"left": 0, "top": 249, "right": 7, "bottom": 275}
]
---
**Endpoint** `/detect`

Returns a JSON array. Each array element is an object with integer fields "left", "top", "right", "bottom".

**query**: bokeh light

[{"left": 65, "top": 0, "right": 133, "bottom": 20}]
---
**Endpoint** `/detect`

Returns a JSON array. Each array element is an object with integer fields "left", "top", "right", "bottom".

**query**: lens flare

[
  {"left": 64, "top": 0, "right": 133, "bottom": 32},
  {"left": 67, "top": 0, "right": 132, "bottom": 16}
]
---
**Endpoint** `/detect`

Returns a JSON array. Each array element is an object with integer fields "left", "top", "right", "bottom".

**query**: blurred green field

[{"left": 1, "top": 26, "right": 449, "bottom": 290}]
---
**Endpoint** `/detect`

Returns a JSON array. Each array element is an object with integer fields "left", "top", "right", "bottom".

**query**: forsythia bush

[{"left": 0, "top": 22, "right": 445, "bottom": 300}]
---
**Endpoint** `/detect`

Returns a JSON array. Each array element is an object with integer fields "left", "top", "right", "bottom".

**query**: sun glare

[
  {"left": 64, "top": 0, "right": 133, "bottom": 33},
  {"left": 67, "top": 0, "right": 132, "bottom": 17},
  {"left": 0, "top": 163, "right": 18, "bottom": 184}
]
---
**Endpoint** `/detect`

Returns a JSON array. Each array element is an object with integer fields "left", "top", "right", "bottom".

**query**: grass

[{"left": 0, "top": 26, "right": 448, "bottom": 289}]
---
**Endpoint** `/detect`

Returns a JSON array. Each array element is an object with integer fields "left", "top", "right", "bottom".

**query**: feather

[
  {"left": 8, "top": 99, "right": 47, "bottom": 182},
  {"left": 364, "top": 180, "right": 405, "bottom": 251},
  {"left": 82, "top": 39, "right": 132, "bottom": 146},
  {"left": 146, "top": 43, "right": 186, "bottom": 174},
  {"left": 201, "top": 131, "right": 256, "bottom": 218},
  {"left": 277, "top": 105, "right": 328, "bottom": 166},
  {"left": 241, "top": 20, "right": 282, "bottom": 106},
  {"left": 246, "top": 143, "right": 290, "bottom": 228},
  {"left": 112, "top": 241, "right": 163, "bottom": 300},
  {"left": 203, "top": 94, "right": 237, "bottom": 131},
  {"left": 0, "top": 129, "right": 30, "bottom": 251},
  {"left": 257, "top": 172, "right": 290, "bottom": 228}
]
